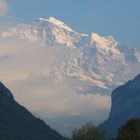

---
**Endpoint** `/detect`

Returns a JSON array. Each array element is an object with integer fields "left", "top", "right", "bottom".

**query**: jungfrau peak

[
  {"left": 47, "top": 17, "right": 75, "bottom": 32},
  {"left": 1, "top": 17, "right": 85, "bottom": 47},
  {"left": 0, "top": 17, "right": 140, "bottom": 96}
]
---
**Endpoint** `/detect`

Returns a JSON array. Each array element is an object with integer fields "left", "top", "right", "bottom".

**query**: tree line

[{"left": 63, "top": 119, "right": 140, "bottom": 140}]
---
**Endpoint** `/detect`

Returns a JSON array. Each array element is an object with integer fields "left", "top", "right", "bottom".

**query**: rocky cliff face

[
  {"left": 101, "top": 74, "right": 140, "bottom": 137},
  {"left": 0, "top": 82, "right": 62, "bottom": 140}
]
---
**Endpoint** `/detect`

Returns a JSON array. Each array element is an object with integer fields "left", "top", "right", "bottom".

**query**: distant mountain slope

[
  {"left": 1, "top": 17, "right": 140, "bottom": 95},
  {"left": 101, "top": 74, "right": 140, "bottom": 137},
  {"left": 0, "top": 82, "right": 62, "bottom": 140}
]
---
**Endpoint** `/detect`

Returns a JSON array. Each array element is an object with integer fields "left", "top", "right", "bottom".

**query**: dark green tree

[
  {"left": 72, "top": 123, "right": 108, "bottom": 140},
  {"left": 116, "top": 119, "right": 140, "bottom": 140}
]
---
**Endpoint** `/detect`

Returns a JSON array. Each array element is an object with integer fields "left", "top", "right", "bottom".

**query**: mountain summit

[
  {"left": 1, "top": 17, "right": 85, "bottom": 47},
  {"left": 34, "top": 17, "right": 75, "bottom": 32},
  {"left": 47, "top": 17, "right": 75, "bottom": 32}
]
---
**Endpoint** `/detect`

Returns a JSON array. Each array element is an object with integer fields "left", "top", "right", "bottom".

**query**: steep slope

[
  {"left": 101, "top": 74, "right": 140, "bottom": 137},
  {"left": 0, "top": 82, "right": 62, "bottom": 140}
]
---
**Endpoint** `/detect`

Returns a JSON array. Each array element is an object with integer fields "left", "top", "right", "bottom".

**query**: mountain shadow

[
  {"left": 0, "top": 82, "right": 62, "bottom": 140},
  {"left": 101, "top": 74, "right": 140, "bottom": 137}
]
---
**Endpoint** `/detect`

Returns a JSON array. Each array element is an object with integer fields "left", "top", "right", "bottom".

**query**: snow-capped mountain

[
  {"left": 0, "top": 17, "right": 87, "bottom": 47},
  {"left": 60, "top": 33, "right": 124, "bottom": 90},
  {"left": 1, "top": 17, "right": 140, "bottom": 134},
  {"left": 1, "top": 17, "right": 140, "bottom": 95}
]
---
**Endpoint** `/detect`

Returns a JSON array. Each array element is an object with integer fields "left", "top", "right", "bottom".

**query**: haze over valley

[{"left": 0, "top": 0, "right": 140, "bottom": 137}]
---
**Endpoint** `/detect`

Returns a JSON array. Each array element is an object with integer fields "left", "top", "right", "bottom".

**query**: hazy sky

[{"left": 3, "top": 0, "right": 140, "bottom": 49}]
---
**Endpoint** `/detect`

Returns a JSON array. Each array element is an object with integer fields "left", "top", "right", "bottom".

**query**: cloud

[
  {"left": 0, "top": 36, "right": 111, "bottom": 134},
  {"left": 0, "top": 0, "right": 8, "bottom": 15}
]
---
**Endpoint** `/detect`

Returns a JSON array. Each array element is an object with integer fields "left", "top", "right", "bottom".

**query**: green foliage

[
  {"left": 116, "top": 119, "right": 140, "bottom": 140},
  {"left": 72, "top": 123, "right": 108, "bottom": 140}
]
